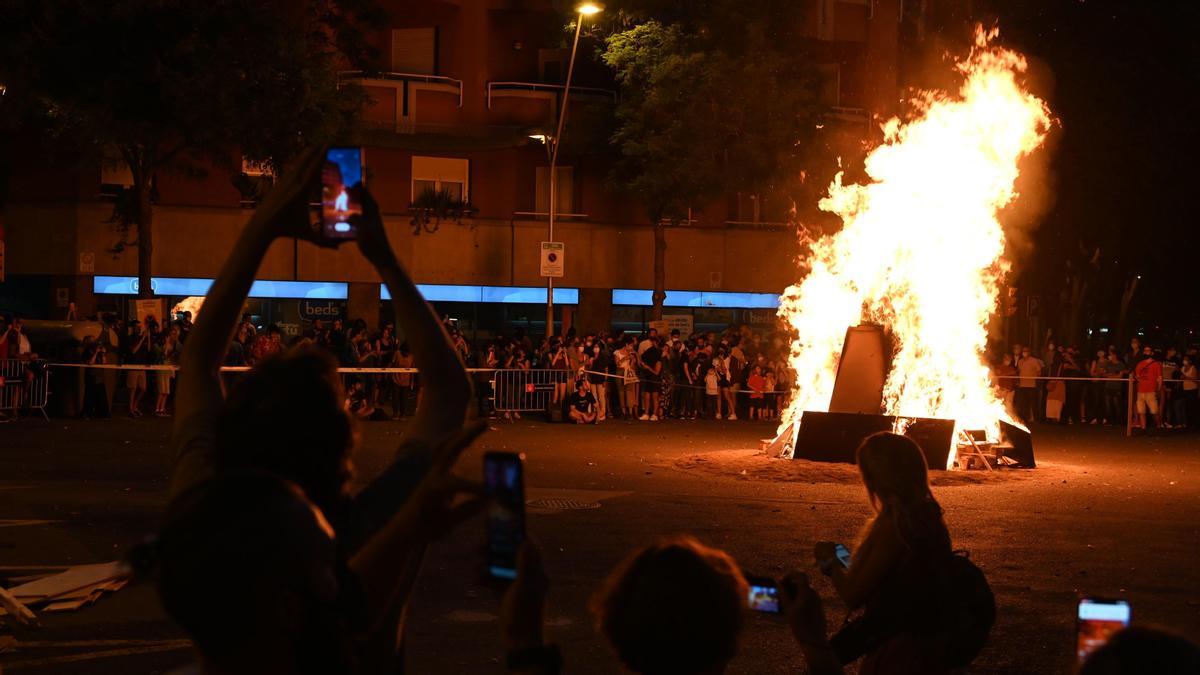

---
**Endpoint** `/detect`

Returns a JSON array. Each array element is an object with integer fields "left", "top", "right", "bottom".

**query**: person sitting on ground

[
  {"left": 170, "top": 147, "right": 473, "bottom": 670},
  {"left": 814, "top": 432, "right": 958, "bottom": 673},
  {"left": 564, "top": 378, "right": 598, "bottom": 425}
]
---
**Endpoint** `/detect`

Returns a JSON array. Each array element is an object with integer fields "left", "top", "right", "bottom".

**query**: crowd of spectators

[
  {"left": 993, "top": 337, "right": 1199, "bottom": 431},
  {"left": 478, "top": 325, "right": 793, "bottom": 423},
  {"left": 69, "top": 311, "right": 192, "bottom": 418}
]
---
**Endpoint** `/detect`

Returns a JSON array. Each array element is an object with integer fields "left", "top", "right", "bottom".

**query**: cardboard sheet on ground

[{"left": 7, "top": 562, "right": 123, "bottom": 600}]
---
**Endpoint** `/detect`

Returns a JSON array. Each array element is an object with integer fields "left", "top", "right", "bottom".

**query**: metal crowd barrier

[
  {"left": 491, "top": 369, "right": 572, "bottom": 414},
  {"left": 1, "top": 359, "right": 50, "bottom": 419}
]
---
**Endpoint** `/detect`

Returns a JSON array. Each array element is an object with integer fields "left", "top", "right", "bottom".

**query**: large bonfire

[{"left": 778, "top": 28, "right": 1053, "bottom": 467}]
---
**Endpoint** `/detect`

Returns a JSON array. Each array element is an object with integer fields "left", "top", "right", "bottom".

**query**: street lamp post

[{"left": 545, "top": 2, "right": 602, "bottom": 339}]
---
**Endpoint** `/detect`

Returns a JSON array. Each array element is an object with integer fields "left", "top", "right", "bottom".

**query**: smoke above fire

[{"left": 778, "top": 27, "right": 1053, "bottom": 466}]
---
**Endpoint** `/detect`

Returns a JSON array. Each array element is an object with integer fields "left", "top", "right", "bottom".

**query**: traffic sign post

[{"left": 540, "top": 241, "right": 564, "bottom": 278}]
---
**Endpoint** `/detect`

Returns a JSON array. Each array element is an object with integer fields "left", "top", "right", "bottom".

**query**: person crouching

[{"left": 565, "top": 379, "right": 598, "bottom": 424}]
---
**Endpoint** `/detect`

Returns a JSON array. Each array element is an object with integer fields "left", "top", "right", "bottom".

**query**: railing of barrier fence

[
  {"left": 490, "top": 369, "right": 573, "bottom": 414},
  {"left": 31, "top": 364, "right": 1199, "bottom": 432},
  {"left": 1, "top": 359, "right": 50, "bottom": 419},
  {"left": 993, "top": 374, "right": 1196, "bottom": 437}
]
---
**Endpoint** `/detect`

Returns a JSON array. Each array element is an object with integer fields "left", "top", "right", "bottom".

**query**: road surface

[{"left": 0, "top": 417, "right": 1197, "bottom": 673}]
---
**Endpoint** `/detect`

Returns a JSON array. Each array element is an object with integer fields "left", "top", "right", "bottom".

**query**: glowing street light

[{"left": 543, "top": 1, "right": 603, "bottom": 338}]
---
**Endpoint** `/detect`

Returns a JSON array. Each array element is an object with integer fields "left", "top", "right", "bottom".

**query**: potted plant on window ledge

[{"left": 408, "top": 187, "right": 476, "bottom": 234}]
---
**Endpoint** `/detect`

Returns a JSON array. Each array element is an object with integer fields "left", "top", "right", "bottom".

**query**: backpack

[{"left": 942, "top": 550, "right": 995, "bottom": 668}]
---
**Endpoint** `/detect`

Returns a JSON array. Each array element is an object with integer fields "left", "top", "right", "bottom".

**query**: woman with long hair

[{"left": 814, "top": 432, "right": 954, "bottom": 674}]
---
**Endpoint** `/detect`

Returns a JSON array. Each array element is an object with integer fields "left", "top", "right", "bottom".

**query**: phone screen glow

[{"left": 1077, "top": 599, "right": 1130, "bottom": 662}]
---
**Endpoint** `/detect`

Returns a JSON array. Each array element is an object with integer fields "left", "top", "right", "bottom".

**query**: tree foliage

[
  {"left": 599, "top": 1, "right": 824, "bottom": 314},
  {"left": 0, "top": 0, "right": 381, "bottom": 295}
]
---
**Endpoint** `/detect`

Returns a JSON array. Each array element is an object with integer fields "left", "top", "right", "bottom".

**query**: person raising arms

[{"left": 169, "top": 147, "right": 473, "bottom": 668}]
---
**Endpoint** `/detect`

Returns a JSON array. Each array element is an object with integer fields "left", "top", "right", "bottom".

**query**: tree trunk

[
  {"left": 135, "top": 177, "right": 154, "bottom": 298},
  {"left": 1116, "top": 276, "right": 1139, "bottom": 343},
  {"left": 1065, "top": 275, "right": 1087, "bottom": 345},
  {"left": 651, "top": 220, "right": 667, "bottom": 321}
]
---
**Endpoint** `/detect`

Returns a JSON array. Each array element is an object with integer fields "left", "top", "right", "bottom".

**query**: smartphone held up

[
  {"left": 1077, "top": 598, "right": 1130, "bottom": 663},
  {"left": 484, "top": 451, "right": 526, "bottom": 580},
  {"left": 319, "top": 147, "right": 364, "bottom": 240},
  {"left": 746, "top": 576, "right": 781, "bottom": 614}
]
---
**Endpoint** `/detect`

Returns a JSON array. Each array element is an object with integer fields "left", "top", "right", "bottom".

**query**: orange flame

[{"left": 778, "top": 28, "right": 1052, "bottom": 468}]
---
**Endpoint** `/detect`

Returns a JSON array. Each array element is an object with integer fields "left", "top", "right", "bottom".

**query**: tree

[
  {"left": 0, "top": 0, "right": 380, "bottom": 297},
  {"left": 600, "top": 2, "right": 823, "bottom": 318}
]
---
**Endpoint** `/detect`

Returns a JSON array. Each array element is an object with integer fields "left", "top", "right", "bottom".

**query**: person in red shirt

[
  {"left": 747, "top": 365, "right": 767, "bottom": 421},
  {"left": 1133, "top": 347, "right": 1163, "bottom": 430}
]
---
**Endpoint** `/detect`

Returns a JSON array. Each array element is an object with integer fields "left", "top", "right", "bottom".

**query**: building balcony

[
  {"left": 486, "top": 81, "right": 617, "bottom": 127},
  {"left": 339, "top": 70, "right": 464, "bottom": 107}
]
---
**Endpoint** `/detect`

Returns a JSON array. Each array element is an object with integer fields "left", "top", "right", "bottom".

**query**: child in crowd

[
  {"left": 747, "top": 366, "right": 767, "bottom": 420},
  {"left": 704, "top": 365, "right": 721, "bottom": 419}
]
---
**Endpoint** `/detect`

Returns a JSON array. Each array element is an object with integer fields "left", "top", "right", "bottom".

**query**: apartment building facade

[{"left": 1, "top": 0, "right": 904, "bottom": 339}]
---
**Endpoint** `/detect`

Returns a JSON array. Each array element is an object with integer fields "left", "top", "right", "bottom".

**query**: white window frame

[{"left": 411, "top": 156, "right": 469, "bottom": 202}]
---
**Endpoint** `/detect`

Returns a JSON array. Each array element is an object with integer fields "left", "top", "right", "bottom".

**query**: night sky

[{"left": 986, "top": 0, "right": 1200, "bottom": 335}]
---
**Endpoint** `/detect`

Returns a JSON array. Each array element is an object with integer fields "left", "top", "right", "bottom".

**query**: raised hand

[{"left": 244, "top": 146, "right": 334, "bottom": 247}]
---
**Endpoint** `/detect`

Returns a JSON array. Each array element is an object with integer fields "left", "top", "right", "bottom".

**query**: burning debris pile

[{"left": 777, "top": 28, "right": 1053, "bottom": 468}]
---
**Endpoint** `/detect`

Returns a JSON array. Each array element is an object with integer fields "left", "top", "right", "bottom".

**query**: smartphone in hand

[
  {"left": 319, "top": 147, "right": 364, "bottom": 240},
  {"left": 484, "top": 451, "right": 526, "bottom": 580},
  {"left": 1076, "top": 598, "right": 1130, "bottom": 663},
  {"left": 746, "top": 575, "right": 782, "bottom": 614},
  {"left": 834, "top": 543, "right": 851, "bottom": 569}
]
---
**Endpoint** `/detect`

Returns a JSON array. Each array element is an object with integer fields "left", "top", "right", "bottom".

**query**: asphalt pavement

[{"left": 0, "top": 415, "right": 1197, "bottom": 674}]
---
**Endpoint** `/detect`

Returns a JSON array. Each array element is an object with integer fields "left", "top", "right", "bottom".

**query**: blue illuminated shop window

[
  {"left": 612, "top": 288, "right": 780, "bottom": 309},
  {"left": 383, "top": 284, "right": 579, "bottom": 305},
  {"left": 93, "top": 276, "right": 347, "bottom": 299}
]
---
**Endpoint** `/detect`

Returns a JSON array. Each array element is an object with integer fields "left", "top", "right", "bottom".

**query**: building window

[
  {"left": 412, "top": 156, "right": 469, "bottom": 202},
  {"left": 235, "top": 157, "right": 276, "bottom": 207},
  {"left": 391, "top": 27, "right": 437, "bottom": 74},
  {"left": 732, "top": 191, "right": 760, "bottom": 223},
  {"left": 538, "top": 49, "right": 566, "bottom": 84},
  {"left": 817, "top": 63, "right": 840, "bottom": 106},
  {"left": 535, "top": 166, "right": 574, "bottom": 215}
]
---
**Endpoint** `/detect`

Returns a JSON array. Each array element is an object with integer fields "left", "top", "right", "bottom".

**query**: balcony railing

[
  {"left": 513, "top": 210, "right": 590, "bottom": 220},
  {"left": 339, "top": 71, "right": 463, "bottom": 107},
  {"left": 486, "top": 81, "right": 617, "bottom": 110}
]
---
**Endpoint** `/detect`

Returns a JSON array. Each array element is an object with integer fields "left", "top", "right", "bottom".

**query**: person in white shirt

[
  {"left": 615, "top": 340, "right": 640, "bottom": 419},
  {"left": 638, "top": 328, "right": 658, "bottom": 357}
]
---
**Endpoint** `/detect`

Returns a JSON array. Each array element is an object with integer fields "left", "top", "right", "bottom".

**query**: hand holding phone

[
  {"left": 746, "top": 575, "right": 782, "bottom": 614},
  {"left": 485, "top": 452, "right": 526, "bottom": 580},
  {"left": 1077, "top": 598, "right": 1130, "bottom": 663},
  {"left": 834, "top": 544, "right": 851, "bottom": 569},
  {"left": 815, "top": 541, "right": 851, "bottom": 576}
]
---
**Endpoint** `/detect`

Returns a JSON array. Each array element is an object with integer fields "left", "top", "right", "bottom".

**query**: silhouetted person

[
  {"left": 170, "top": 147, "right": 473, "bottom": 672},
  {"left": 500, "top": 537, "right": 845, "bottom": 675},
  {"left": 155, "top": 472, "right": 359, "bottom": 675},
  {"left": 591, "top": 537, "right": 746, "bottom": 674},
  {"left": 815, "top": 432, "right": 956, "bottom": 673},
  {"left": 1080, "top": 626, "right": 1200, "bottom": 675}
]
